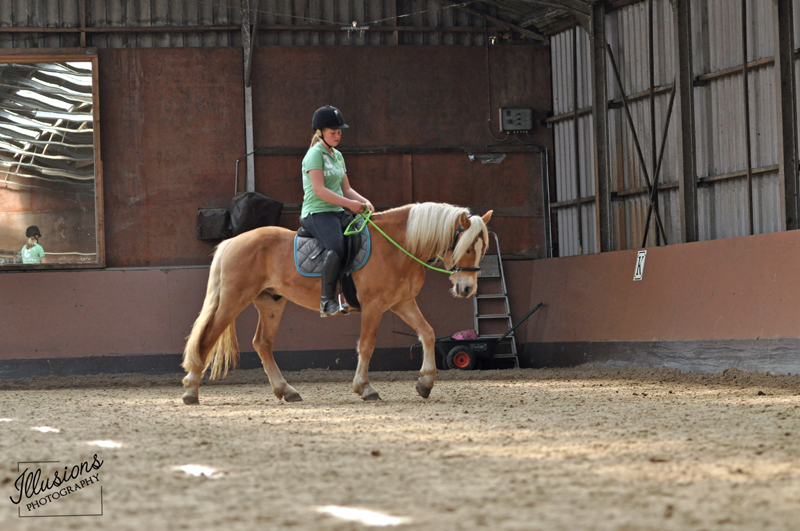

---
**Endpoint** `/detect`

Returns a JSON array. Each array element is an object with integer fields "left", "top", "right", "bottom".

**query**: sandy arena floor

[{"left": 1, "top": 365, "right": 800, "bottom": 530}]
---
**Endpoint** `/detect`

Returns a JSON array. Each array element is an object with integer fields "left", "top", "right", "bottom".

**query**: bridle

[
  {"left": 447, "top": 217, "right": 482, "bottom": 273},
  {"left": 344, "top": 210, "right": 484, "bottom": 274}
]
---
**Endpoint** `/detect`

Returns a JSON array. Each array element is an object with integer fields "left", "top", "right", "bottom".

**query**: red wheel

[
  {"left": 446, "top": 346, "right": 476, "bottom": 370},
  {"left": 453, "top": 351, "right": 470, "bottom": 368}
]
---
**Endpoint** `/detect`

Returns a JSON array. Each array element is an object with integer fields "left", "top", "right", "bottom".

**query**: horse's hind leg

[
  {"left": 391, "top": 298, "right": 436, "bottom": 398},
  {"left": 352, "top": 306, "right": 384, "bottom": 401},
  {"left": 182, "top": 298, "right": 249, "bottom": 404},
  {"left": 252, "top": 295, "right": 302, "bottom": 402}
]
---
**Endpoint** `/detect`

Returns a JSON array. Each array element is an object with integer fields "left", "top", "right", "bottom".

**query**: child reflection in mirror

[{"left": 21, "top": 225, "right": 45, "bottom": 264}]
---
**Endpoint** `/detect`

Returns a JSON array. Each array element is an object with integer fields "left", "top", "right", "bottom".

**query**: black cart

[{"left": 410, "top": 303, "right": 544, "bottom": 370}]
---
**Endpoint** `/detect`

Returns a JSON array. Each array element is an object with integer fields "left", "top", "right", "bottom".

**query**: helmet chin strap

[{"left": 317, "top": 130, "right": 339, "bottom": 154}]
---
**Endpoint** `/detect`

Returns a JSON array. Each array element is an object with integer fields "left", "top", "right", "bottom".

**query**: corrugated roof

[{"left": 0, "top": 1, "right": 593, "bottom": 49}]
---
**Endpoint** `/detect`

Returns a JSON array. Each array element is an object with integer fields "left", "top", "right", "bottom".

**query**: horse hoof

[
  {"left": 362, "top": 391, "right": 382, "bottom": 401},
  {"left": 283, "top": 391, "right": 303, "bottom": 403},
  {"left": 416, "top": 381, "right": 432, "bottom": 399},
  {"left": 182, "top": 394, "right": 199, "bottom": 405}
]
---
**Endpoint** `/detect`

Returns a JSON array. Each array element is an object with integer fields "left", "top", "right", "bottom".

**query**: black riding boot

[{"left": 319, "top": 249, "right": 342, "bottom": 317}]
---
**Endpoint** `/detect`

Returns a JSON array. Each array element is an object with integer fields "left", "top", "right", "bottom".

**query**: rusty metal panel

[
  {"left": 99, "top": 47, "right": 246, "bottom": 267},
  {"left": 251, "top": 156, "right": 547, "bottom": 258},
  {"left": 251, "top": 45, "right": 551, "bottom": 148},
  {"left": 97, "top": 45, "right": 549, "bottom": 265},
  {"left": 348, "top": 154, "right": 409, "bottom": 206}
]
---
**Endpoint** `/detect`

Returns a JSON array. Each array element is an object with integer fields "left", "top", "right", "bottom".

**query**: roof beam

[
  {"left": 476, "top": 0, "right": 530, "bottom": 16},
  {"left": 515, "top": 0, "right": 591, "bottom": 16},
  {"left": 510, "top": 0, "right": 591, "bottom": 34},
  {"left": 433, "top": 0, "right": 547, "bottom": 42}
]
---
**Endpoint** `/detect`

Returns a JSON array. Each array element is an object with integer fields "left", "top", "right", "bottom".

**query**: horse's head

[{"left": 445, "top": 210, "right": 493, "bottom": 298}]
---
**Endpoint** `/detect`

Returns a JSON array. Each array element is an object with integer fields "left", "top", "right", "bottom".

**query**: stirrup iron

[{"left": 338, "top": 294, "right": 350, "bottom": 315}]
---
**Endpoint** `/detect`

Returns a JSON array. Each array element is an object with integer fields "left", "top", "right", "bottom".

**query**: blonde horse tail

[
  {"left": 181, "top": 239, "right": 240, "bottom": 380},
  {"left": 207, "top": 318, "right": 239, "bottom": 380}
]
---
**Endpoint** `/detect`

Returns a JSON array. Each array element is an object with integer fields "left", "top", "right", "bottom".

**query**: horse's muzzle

[{"left": 451, "top": 281, "right": 475, "bottom": 298}]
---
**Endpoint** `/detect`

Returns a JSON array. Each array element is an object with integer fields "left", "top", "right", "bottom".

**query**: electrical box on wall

[{"left": 499, "top": 108, "right": 533, "bottom": 132}]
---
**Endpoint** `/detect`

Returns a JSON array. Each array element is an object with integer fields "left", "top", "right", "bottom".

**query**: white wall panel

[
  {"left": 550, "top": 0, "right": 785, "bottom": 254},
  {"left": 693, "top": 0, "right": 781, "bottom": 239},
  {"left": 550, "top": 26, "right": 596, "bottom": 256},
  {"left": 607, "top": 0, "right": 680, "bottom": 249}
]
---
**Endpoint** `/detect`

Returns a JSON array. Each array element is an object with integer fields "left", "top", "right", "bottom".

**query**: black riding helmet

[
  {"left": 312, "top": 106, "right": 349, "bottom": 131},
  {"left": 26, "top": 225, "right": 41, "bottom": 238}
]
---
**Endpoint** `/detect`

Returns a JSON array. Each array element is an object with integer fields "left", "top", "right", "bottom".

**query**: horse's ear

[
  {"left": 459, "top": 212, "right": 471, "bottom": 230},
  {"left": 481, "top": 210, "right": 493, "bottom": 225}
]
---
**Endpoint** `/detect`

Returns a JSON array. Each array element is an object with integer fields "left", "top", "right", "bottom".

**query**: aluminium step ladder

[{"left": 473, "top": 231, "right": 519, "bottom": 368}]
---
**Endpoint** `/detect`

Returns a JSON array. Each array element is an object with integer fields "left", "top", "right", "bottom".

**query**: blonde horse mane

[{"left": 406, "top": 202, "right": 488, "bottom": 265}]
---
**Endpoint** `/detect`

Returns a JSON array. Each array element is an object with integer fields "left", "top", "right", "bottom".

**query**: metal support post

[
  {"left": 241, "top": 0, "right": 255, "bottom": 193},
  {"left": 606, "top": 44, "right": 669, "bottom": 244},
  {"left": 674, "top": 0, "right": 699, "bottom": 242},
  {"left": 775, "top": 0, "right": 799, "bottom": 230},
  {"left": 573, "top": 22, "right": 584, "bottom": 254},
  {"left": 591, "top": 3, "right": 612, "bottom": 252},
  {"left": 742, "top": 0, "right": 754, "bottom": 235},
  {"left": 642, "top": 84, "right": 677, "bottom": 247}
]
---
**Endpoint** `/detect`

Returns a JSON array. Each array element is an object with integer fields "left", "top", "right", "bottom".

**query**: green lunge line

[{"left": 344, "top": 210, "right": 454, "bottom": 275}]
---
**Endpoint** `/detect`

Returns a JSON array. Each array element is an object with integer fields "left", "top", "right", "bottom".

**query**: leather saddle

[{"left": 293, "top": 214, "right": 370, "bottom": 312}]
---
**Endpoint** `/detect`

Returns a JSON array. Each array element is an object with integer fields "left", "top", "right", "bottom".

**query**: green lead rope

[{"left": 344, "top": 209, "right": 454, "bottom": 275}]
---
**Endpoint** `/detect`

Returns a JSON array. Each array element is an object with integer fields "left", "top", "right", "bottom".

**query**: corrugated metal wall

[
  {"left": 550, "top": 26, "right": 596, "bottom": 256},
  {"left": 0, "top": 1, "right": 238, "bottom": 49},
  {"left": 0, "top": 0, "right": 488, "bottom": 49},
  {"left": 550, "top": 0, "right": 786, "bottom": 256},
  {"left": 693, "top": 0, "right": 780, "bottom": 240},
  {"left": 607, "top": 0, "right": 680, "bottom": 251}
]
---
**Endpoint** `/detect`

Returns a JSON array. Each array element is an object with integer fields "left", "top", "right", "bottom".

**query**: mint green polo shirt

[
  {"left": 301, "top": 142, "right": 347, "bottom": 218},
  {"left": 21, "top": 243, "right": 44, "bottom": 264}
]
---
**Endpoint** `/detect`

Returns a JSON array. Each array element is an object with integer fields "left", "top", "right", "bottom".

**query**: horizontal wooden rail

[
  {"left": 280, "top": 203, "right": 537, "bottom": 217},
  {"left": 550, "top": 196, "right": 596, "bottom": 209},
  {"left": 253, "top": 144, "right": 542, "bottom": 156},
  {"left": 551, "top": 165, "right": 780, "bottom": 208},
  {"left": 0, "top": 24, "right": 493, "bottom": 35},
  {"left": 698, "top": 164, "right": 779, "bottom": 185},
  {"left": 546, "top": 84, "right": 673, "bottom": 125}
]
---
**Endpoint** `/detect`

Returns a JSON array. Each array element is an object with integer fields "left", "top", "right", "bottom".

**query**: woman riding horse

[
  {"left": 180, "top": 109, "right": 494, "bottom": 405},
  {"left": 301, "top": 106, "right": 374, "bottom": 317},
  {"left": 181, "top": 202, "right": 492, "bottom": 404}
]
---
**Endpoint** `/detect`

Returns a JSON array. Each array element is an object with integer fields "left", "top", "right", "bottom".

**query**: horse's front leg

[
  {"left": 353, "top": 306, "right": 384, "bottom": 401},
  {"left": 391, "top": 298, "right": 436, "bottom": 398}
]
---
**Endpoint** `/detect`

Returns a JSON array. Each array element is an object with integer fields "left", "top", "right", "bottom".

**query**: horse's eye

[{"left": 467, "top": 250, "right": 471, "bottom": 254}]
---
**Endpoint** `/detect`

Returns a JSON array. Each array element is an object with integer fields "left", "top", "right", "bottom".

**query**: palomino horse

[{"left": 181, "top": 202, "right": 493, "bottom": 404}]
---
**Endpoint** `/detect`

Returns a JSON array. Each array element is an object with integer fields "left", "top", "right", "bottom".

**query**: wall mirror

[{"left": 0, "top": 54, "right": 103, "bottom": 269}]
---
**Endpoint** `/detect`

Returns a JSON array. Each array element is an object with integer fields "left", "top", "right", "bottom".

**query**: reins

[{"left": 344, "top": 210, "right": 480, "bottom": 275}]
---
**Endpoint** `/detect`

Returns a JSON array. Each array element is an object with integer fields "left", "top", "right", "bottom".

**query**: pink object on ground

[{"left": 451, "top": 330, "right": 478, "bottom": 340}]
